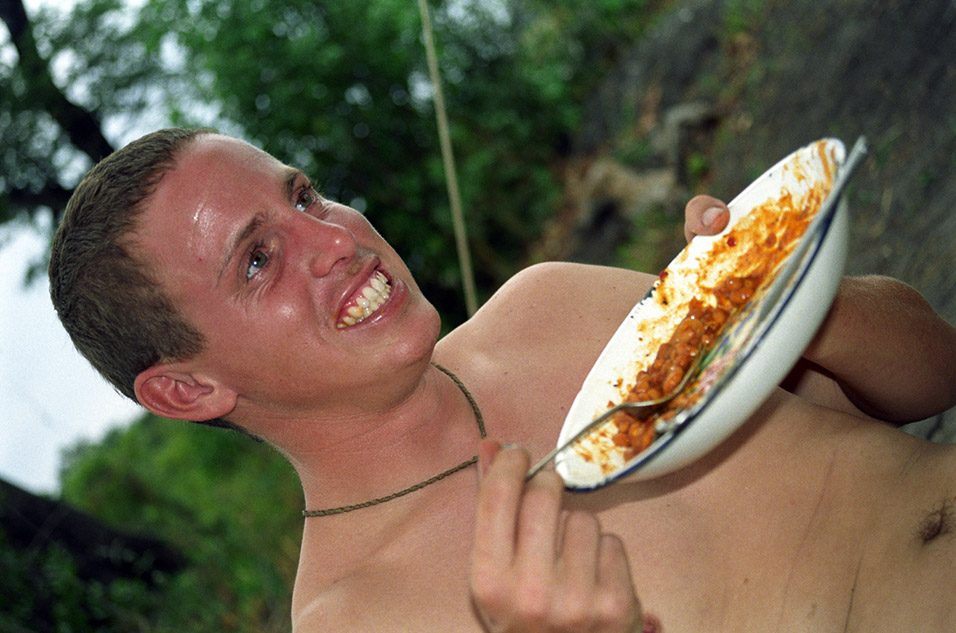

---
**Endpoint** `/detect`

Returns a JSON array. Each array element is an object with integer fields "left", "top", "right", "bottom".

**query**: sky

[
  {"left": 0, "top": 0, "right": 194, "bottom": 496},
  {"left": 2, "top": 0, "right": 132, "bottom": 496},
  {"left": 0, "top": 224, "right": 143, "bottom": 495}
]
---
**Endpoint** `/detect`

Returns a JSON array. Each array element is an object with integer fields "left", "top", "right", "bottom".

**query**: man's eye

[
  {"left": 246, "top": 249, "right": 268, "bottom": 279},
  {"left": 295, "top": 188, "right": 317, "bottom": 212}
]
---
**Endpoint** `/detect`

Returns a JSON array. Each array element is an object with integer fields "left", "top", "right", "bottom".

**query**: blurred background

[{"left": 2, "top": 0, "right": 955, "bottom": 630}]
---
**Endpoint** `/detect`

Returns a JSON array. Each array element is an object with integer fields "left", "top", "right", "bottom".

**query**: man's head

[
  {"left": 48, "top": 128, "right": 227, "bottom": 420},
  {"left": 51, "top": 129, "right": 441, "bottom": 435}
]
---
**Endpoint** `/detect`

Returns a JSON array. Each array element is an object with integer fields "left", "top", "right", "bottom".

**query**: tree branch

[
  {"left": 5, "top": 182, "right": 72, "bottom": 218},
  {"left": 0, "top": 0, "right": 115, "bottom": 163},
  {"left": 0, "top": 477, "right": 185, "bottom": 585}
]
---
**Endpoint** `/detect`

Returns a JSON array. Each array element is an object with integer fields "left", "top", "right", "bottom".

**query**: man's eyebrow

[
  {"left": 284, "top": 167, "right": 306, "bottom": 199},
  {"left": 217, "top": 212, "right": 266, "bottom": 285}
]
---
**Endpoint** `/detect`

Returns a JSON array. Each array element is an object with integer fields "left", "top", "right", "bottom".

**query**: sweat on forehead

[
  {"left": 143, "top": 136, "right": 300, "bottom": 221},
  {"left": 179, "top": 134, "right": 292, "bottom": 172}
]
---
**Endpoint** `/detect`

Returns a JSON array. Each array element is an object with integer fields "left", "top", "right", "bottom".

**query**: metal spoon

[{"left": 526, "top": 350, "right": 704, "bottom": 479}]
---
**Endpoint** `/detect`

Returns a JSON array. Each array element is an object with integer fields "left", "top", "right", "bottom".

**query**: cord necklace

[{"left": 302, "top": 363, "right": 485, "bottom": 517}]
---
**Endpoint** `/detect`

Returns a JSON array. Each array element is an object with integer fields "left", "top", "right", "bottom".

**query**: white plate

[{"left": 554, "top": 137, "right": 866, "bottom": 489}]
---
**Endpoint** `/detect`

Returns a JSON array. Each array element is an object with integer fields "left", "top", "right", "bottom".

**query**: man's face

[{"left": 134, "top": 134, "right": 441, "bottom": 422}]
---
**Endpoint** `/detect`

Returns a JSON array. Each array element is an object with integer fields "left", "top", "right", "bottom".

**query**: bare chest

[
  {"left": 293, "top": 477, "right": 484, "bottom": 633},
  {"left": 582, "top": 431, "right": 956, "bottom": 632}
]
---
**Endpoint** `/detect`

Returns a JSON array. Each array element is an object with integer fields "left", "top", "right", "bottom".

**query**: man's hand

[
  {"left": 684, "top": 195, "right": 730, "bottom": 243},
  {"left": 470, "top": 441, "right": 642, "bottom": 633}
]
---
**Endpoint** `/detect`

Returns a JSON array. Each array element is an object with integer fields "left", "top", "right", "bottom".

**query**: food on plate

[
  {"left": 608, "top": 275, "right": 760, "bottom": 457},
  {"left": 577, "top": 160, "right": 832, "bottom": 471}
]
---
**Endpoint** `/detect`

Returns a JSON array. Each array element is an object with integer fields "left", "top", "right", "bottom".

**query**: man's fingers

[
  {"left": 473, "top": 444, "right": 530, "bottom": 570},
  {"left": 548, "top": 517, "right": 643, "bottom": 633},
  {"left": 478, "top": 439, "right": 503, "bottom": 478},
  {"left": 471, "top": 444, "right": 644, "bottom": 633},
  {"left": 684, "top": 194, "right": 730, "bottom": 243},
  {"left": 556, "top": 510, "right": 601, "bottom": 586},
  {"left": 595, "top": 533, "right": 642, "bottom": 632},
  {"left": 514, "top": 470, "right": 564, "bottom": 577}
]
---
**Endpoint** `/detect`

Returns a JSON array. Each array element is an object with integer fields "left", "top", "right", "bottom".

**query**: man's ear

[{"left": 134, "top": 364, "right": 237, "bottom": 422}]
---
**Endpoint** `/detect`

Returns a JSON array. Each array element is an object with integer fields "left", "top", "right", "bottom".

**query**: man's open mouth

[{"left": 337, "top": 270, "right": 392, "bottom": 328}]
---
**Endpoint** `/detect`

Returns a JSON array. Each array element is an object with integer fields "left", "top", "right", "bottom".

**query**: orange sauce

[{"left": 597, "top": 172, "right": 830, "bottom": 463}]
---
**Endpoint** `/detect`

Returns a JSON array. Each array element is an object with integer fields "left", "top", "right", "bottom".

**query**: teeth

[{"left": 337, "top": 271, "right": 392, "bottom": 328}]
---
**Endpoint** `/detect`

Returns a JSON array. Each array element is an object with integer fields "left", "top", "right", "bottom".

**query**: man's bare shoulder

[
  {"left": 434, "top": 262, "right": 659, "bottom": 447},
  {"left": 447, "top": 262, "right": 656, "bottom": 350},
  {"left": 494, "top": 261, "right": 655, "bottom": 305}
]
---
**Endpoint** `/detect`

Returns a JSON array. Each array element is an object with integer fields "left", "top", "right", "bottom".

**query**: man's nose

[{"left": 305, "top": 220, "right": 357, "bottom": 278}]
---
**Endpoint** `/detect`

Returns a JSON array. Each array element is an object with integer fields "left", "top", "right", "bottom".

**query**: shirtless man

[{"left": 49, "top": 128, "right": 956, "bottom": 632}]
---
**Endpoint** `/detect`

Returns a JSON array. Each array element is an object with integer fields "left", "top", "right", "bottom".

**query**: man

[{"left": 50, "top": 129, "right": 956, "bottom": 632}]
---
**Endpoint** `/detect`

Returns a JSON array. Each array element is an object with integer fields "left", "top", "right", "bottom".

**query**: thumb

[{"left": 684, "top": 195, "right": 729, "bottom": 242}]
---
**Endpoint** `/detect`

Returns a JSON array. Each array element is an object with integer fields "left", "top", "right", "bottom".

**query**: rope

[{"left": 416, "top": 0, "right": 479, "bottom": 316}]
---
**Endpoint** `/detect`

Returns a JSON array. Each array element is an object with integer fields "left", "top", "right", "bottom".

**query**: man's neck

[{"left": 257, "top": 361, "right": 484, "bottom": 514}]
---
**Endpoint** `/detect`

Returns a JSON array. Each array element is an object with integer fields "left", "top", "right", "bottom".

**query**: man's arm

[
  {"left": 683, "top": 195, "right": 956, "bottom": 423},
  {"left": 788, "top": 275, "right": 956, "bottom": 423}
]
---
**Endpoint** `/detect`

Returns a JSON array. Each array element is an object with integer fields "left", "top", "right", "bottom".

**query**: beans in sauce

[{"left": 609, "top": 274, "right": 764, "bottom": 458}]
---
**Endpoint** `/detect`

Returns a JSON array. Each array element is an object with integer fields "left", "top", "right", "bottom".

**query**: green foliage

[
  {"left": 0, "top": 523, "right": 166, "bottom": 632},
  {"left": 131, "top": 0, "right": 584, "bottom": 323},
  {"left": 614, "top": 202, "right": 686, "bottom": 275},
  {"left": 722, "top": 0, "right": 766, "bottom": 36},
  {"left": 1, "top": 0, "right": 178, "bottom": 220},
  {"left": 58, "top": 414, "right": 301, "bottom": 632},
  {"left": 684, "top": 150, "right": 709, "bottom": 188},
  {"left": 3, "top": 0, "right": 664, "bottom": 324}
]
